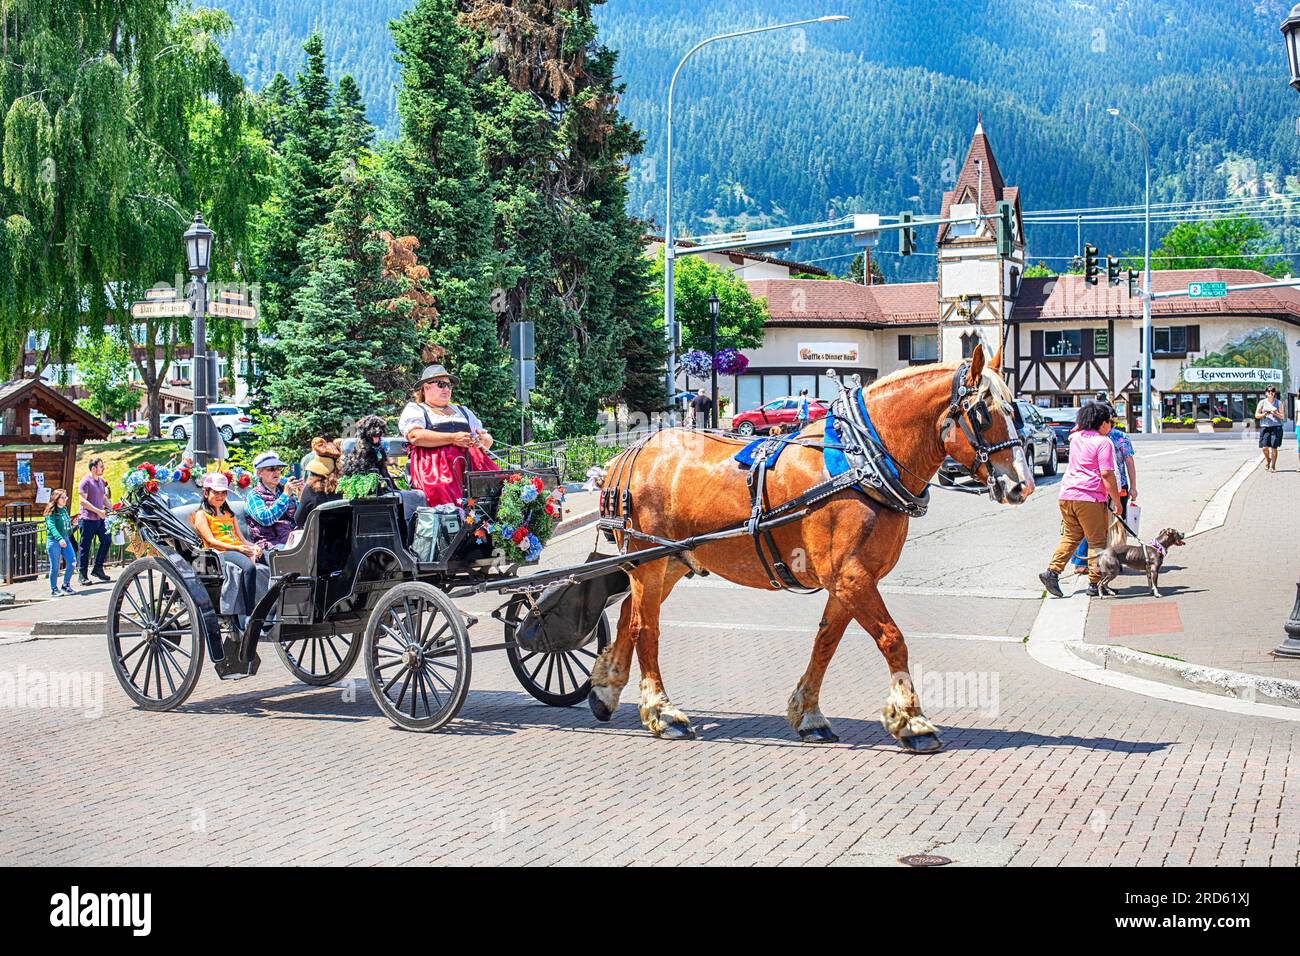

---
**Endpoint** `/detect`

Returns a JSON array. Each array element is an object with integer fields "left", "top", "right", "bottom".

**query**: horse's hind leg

[
  {"left": 630, "top": 560, "right": 695, "bottom": 740},
  {"left": 786, "top": 594, "right": 853, "bottom": 743},
  {"left": 587, "top": 596, "right": 637, "bottom": 722},
  {"left": 848, "top": 582, "right": 943, "bottom": 753}
]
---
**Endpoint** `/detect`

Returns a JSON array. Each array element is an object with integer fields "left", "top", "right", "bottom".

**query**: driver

[{"left": 399, "top": 364, "right": 494, "bottom": 507}]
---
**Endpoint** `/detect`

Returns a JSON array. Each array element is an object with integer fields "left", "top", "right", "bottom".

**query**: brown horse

[{"left": 588, "top": 344, "right": 1032, "bottom": 752}]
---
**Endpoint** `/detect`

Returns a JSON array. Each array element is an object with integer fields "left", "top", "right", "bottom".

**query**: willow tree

[{"left": 0, "top": 2, "right": 268, "bottom": 434}]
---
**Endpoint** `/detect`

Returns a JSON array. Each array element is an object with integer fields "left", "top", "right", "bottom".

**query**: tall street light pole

[
  {"left": 1107, "top": 107, "right": 1152, "bottom": 433},
  {"left": 708, "top": 292, "right": 720, "bottom": 429},
  {"left": 183, "top": 212, "right": 215, "bottom": 468},
  {"left": 664, "top": 14, "right": 849, "bottom": 415}
]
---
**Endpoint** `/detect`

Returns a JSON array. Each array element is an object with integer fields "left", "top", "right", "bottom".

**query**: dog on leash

[{"left": 1095, "top": 527, "right": 1186, "bottom": 598}]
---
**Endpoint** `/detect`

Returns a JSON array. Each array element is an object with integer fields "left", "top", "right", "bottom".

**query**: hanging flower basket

[
  {"left": 680, "top": 349, "right": 713, "bottom": 378},
  {"left": 714, "top": 348, "right": 749, "bottom": 376}
]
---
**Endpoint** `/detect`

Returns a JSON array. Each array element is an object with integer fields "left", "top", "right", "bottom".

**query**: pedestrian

[
  {"left": 1039, "top": 402, "right": 1123, "bottom": 598},
  {"left": 44, "top": 488, "right": 76, "bottom": 597},
  {"left": 691, "top": 389, "right": 713, "bottom": 429},
  {"left": 1070, "top": 410, "right": 1137, "bottom": 573},
  {"left": 1255, "top": 385, "right": 1285, "bottom": 472},
  {"left": 244, "top": 451, "right": 302, "bottom": 551},
  {"left": 76, "top": 457, "right": 112, "bottom": 586},
  {"left": 796, "top": 389, "right": 811, "bottom": 430}
]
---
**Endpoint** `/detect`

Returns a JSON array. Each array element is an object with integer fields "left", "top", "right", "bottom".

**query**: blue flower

[
  {"left": 155, "top": 467, "right": 172, "bottom": 483},
  {"left": 520, "top": 485, "right": 538, "bottom": 504}
]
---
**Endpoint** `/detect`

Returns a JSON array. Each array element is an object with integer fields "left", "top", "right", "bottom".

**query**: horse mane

[{"left": 868, "top": 361, "right": 962, "bottom": 394}]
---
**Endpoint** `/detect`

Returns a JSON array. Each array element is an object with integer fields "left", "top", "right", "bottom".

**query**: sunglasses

[{"left": 427, "top": 380, "right": 453, "bottom": 389}]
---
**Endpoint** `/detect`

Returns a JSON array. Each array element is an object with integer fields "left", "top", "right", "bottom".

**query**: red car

[{"left": 731, "top": 396, "right": 829, "bottom": 436}]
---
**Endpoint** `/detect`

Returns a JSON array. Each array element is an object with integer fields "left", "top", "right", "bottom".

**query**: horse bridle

[{"left": 946, "top": 363, "right": 1021, "bottom": 488}]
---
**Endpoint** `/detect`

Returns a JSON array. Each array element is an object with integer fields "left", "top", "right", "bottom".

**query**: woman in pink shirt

[{"left": 1039, "top": 402, "right": 1123, "bottom": 598}]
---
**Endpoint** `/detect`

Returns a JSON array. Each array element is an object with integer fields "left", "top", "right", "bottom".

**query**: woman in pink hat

[{"left": 193, "top": 473, "right": 268, "bottom": 630}]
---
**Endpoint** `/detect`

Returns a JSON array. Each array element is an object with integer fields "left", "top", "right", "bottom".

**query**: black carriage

[{"left": 105, "top": 469, "right": 622, "bottom": 731}]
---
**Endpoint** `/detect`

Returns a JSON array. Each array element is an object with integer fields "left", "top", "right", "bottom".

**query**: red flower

[
  {"left": 178, "top": 468, "right": 191, "bottom": 483},
  {"left": 474, "top": 529, "right": 485, "bottom": 540},
  {"left": 511, "top": 527, "right": 527, "bottom": 545},
  {"left": 531, "top": 477, "right": 544, "bottom": 491},
  {"left": 144, "top": 479, "right": 160, "bottom": 493},
  {"left": 111, "top": 501, "right": 123, "bottom": 511},
  {"left": 237, "top": 473, "right": 251, "bottom": 489}
]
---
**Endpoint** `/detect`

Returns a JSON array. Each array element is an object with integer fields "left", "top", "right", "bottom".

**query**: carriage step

[{"left": 461, "top": 612, "right": 478, "bottom": 629}]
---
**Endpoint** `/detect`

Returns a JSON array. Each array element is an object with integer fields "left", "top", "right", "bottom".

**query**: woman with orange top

[{"left": 193, "top": 473, "right": 268, "bottom": 629}]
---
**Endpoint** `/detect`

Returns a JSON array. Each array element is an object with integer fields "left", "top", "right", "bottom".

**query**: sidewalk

[{"left": 1083, "top": 457, "right": 1300, "bottom": 682}]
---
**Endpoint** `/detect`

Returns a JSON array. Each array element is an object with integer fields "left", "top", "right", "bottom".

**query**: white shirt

[{"left": 399, "top": 401, "right": 484, "bottom": 439}]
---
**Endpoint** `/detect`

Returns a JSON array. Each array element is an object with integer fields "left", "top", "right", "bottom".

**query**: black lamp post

[
  {"left": 1276, "top": 11, "right": 1300, "bottom": 659},
  {"left": 708, "top": 293, "right": 720, "bottom": 429},
  {"left": 183, "top": 212, "right": 216, "bottom": 467}
]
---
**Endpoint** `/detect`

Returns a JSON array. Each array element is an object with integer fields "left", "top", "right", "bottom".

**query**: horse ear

[
  {"left": 989, "top": 338, "right": 1004, "bottom": 373},
  {"left": 966, "top": 343, "right": 986, "bottom": 386}
]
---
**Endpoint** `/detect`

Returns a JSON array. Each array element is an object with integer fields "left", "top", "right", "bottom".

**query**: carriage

[{"left": 105, "top": 467, "right": 631, "bottom": 731}]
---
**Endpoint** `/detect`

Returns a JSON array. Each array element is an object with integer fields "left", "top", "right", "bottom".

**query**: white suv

[{"left": 169, "top": 404, "right": 253, "bottom": 443}]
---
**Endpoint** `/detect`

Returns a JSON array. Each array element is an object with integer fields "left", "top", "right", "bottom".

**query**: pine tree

[
  {"left": 386, "top": 0, "right": 512, "bottom": 431},
  {"left": 258, "top": 72, "right": 294, "bottom": 150}
]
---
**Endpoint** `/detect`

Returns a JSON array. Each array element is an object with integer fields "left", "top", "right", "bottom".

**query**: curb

[
  {"left": 550, "top": 507, "right": 599, "bottom": 541},
  {"left": 1066, "top": 642, "right": 1300, "bottom": 709},
  {"left": 31, "top": 617, "right": 104, "bottom": 636}
]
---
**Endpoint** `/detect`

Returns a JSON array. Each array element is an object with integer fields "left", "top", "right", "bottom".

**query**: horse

[{"left": 588, "top": 344, "right": 1033, "bottom": 752}]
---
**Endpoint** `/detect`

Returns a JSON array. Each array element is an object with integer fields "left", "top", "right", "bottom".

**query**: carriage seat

[{"left": 169, "top": 500, "right": 253, "bottom": 542}]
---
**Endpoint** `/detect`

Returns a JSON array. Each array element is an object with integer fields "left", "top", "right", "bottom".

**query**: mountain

[{"left": 208, "top": 0, "right": 1300, "bottom": 279}]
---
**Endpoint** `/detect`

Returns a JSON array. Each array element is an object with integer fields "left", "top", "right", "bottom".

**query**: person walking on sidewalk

[
  {"left": 76, "top": 458, "right": 112, "bottom": 586},
  {"left": 1255, "top": 385, "right": 1284, "bottom": 472},
  {"left": 44, "top": 488, "right": 76, "bottom": 596},
  {"left": 1070, "top": 412, "right": 1137, "bottom": 573},
  {"left": 1040, "top": 402, "right": 1123, "bottom": 598},
  {"left": 690, "top": 389, "right": 713, "bottom": 429}
]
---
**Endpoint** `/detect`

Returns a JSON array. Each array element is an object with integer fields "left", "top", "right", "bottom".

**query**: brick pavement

[{"left": 1084, "top": 460, "right": 1300, "bottom": 681}]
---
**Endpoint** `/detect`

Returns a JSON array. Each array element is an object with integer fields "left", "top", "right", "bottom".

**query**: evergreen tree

[
  {"left": 386, "top": 0, "right": 512, "bottom": 431},
  {"left": 1134, "top": 216, "right": 1290, "bottom": 277},
  {"left": 258, "top": 72, "right": 294, "bottom": 150},
  {"left": 845, "top": 253, "right": 886, "bottom": 285}
]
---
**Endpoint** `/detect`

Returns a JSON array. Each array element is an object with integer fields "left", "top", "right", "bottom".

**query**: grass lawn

[{"left": 70, "top": 439, "right": 186, "bottom": 512}]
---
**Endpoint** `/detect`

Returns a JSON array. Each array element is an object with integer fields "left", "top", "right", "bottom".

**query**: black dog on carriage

[{"left": 340, "top": 414, "right": 400, "bottom": 493}]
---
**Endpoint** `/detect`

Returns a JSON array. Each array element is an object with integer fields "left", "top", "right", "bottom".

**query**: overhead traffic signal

[
  {"left": 1106, "top": 255, "right": 1121, "bottom": 286},
  {"left": 899, "top": 211, "right": 915, "bottom": 256},
  {"left": 995, "top": 200, "right": 1015, "bottom": 257},
  {"left": 1126, "top": 268, "right": 1139, "bottom": 298},
  {"left": 1083, "top": 243, "right": 1099, "bottom": 285}
]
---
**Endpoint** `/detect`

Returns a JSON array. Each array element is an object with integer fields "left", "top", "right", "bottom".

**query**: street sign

[
  {"left": 145, "top": 287, "right": 179, "bottom": 300},
  {"left": 1183, "top": 366, "right": 1282, "bottom": 384},
  {"left": 207, "top": 301, "right": 257, "bottom": 321},
  {"left": 1188, "top": 281, "right": 1227, "bottom": 298},
  {"left": 130, "top": 299, "right": 188, "bottom": 318}
]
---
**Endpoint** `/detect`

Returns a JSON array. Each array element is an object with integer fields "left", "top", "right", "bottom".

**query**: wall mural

[{"left": 1173, "top": 328, "right": 1290, "bottom": 395}]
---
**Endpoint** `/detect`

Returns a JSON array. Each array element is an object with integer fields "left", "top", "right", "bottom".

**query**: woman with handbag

[{"left": 399, "top": 364, "right": 496, "bottom": 507}]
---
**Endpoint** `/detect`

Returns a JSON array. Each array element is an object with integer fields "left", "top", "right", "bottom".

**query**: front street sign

[
  {"left": 129, "top": 298, "right": 188, "bottom": 318},
  {"left": 207, "top": 300, "right": 257, "bottom": 320},
  {"left": 1187, "top": 281, "right": 1227, "bottom": 298}
]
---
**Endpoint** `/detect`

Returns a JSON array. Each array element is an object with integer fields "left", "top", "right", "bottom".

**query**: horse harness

[{"left": 600, "top": 363, "right": 1019, "bottom": 593}]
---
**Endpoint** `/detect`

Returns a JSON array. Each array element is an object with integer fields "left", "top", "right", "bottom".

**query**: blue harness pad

[{"left": 733, "top": 437, "right": 791, "bottom": 470}]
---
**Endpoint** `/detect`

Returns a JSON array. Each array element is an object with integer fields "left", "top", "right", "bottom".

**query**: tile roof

[
  {"left": 1013, "top": 269, "right": 1300, "bottom": 323},
  {"left": 746, "top": 278, "right": 937, "bottom": 328}
]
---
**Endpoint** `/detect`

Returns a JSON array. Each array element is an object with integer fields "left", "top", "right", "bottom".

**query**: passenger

[
  {"left": 400, "top": 364, "right": 495, "bottom": 507},
  {"left": 245, "top": 451, "right": 303, "bottom": 551},
  {"left": 294, "top": 437, "right": 342, "bottom": 530},
  {"left": 192, "top": 473, "right": 269, "bottom": 631}
]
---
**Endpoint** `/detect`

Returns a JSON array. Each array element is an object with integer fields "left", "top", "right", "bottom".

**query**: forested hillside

[{"left": 210, "top": 0, "right": 1300, "bottom": 278}]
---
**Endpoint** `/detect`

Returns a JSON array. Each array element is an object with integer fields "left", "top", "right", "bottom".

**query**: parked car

[
  {"left": 30, "top": 414, "right": 56, "bottom": 439},
  {"left": 168, "top": 404, "right": 253, "bottom": 443},
  {"left": 938, "top": 399, "right": 1058, "bottom": 484},
  {"left": 730, "top": 396, "right": 829, "bottom": 436},
  {"left": 1037, "top": 406, "right": 1077, "bottom": 462}
]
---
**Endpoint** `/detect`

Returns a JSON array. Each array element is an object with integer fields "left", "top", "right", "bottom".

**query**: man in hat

[
  {"left": 399, "top": 364, "right": 494, "bottom": 506},
  {"left": 245, "top": 450, "right": 303, "bottom": 550}
]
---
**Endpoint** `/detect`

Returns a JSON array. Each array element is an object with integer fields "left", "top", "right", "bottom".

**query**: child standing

[{"left": 44, "top": 489, "right": 77, "bottom": 596}]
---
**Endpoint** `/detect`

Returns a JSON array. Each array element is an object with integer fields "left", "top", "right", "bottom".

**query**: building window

[
  {"left": 899, "top": 334, "right": 938, "bottom": 364},
  {"left": 1143, "top": 325, "right": 1199, "bottom": 356},
  {"left": 960, "top": 332, "right": 984, "bottom": 358},
  {"left": 1044, "top": 330, "right": 1082, "bottom": 357}
]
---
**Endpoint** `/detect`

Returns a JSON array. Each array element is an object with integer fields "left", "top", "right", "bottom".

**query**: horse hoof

[
  {"left": 798, "top": 726, "right": 840, "bottom": 744},
  {"left": 587, "top": 689, "right": 614, "bottom": 722},
  {"left": 657, "top": 722, "right": 696, "bottom": 741},
  {"left": 899, "top": 732, "right": 944, "bottom": 754}
]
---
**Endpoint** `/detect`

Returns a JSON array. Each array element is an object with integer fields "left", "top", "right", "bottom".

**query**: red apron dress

[{"left": 407, "top": 405, "right": 498, "bottom": 507}]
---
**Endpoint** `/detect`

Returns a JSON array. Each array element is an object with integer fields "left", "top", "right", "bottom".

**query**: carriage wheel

[
  {"left": 363, "top": 582, "right": 471, "bottom": 732},
  {"left": 107, "top": 557, "right": 205, "bottom": 711},
  {"left": 275, "top": 631, "right": 361, "bottom": 686},
  {"left": 506, "top": 611, "right": 610, "bottom": 707}
]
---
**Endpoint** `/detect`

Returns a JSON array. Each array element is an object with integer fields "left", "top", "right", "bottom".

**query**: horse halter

[{"left": 946, "top": 362, "right": 1020, "bottom": 486}]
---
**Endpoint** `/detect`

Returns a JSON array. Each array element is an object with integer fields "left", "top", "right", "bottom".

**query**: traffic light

[
  {"left": 898, "top": 211, "right": 915, "bottom": 256},
  {"left": 995, "top": 200, "right": 1015, "bottom": 257},
  {"left": 1106, "top": 255, "right": 1121, "bottom": 286},
  {"left": 1083, "top": 243, "right": 1099, "bottom": 285},
  {"left": 1126, "top": 268, "right": 1139, "bottom": 298}
]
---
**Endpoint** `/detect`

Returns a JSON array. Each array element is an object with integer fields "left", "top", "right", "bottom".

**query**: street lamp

[
  {"left": 663, "top": 14, "right": 849, "bottom": 414},
  {"left": 1283, "top": 4, "right": 1300, "bottom": 92},
  {"left": 183, "top": 212, "right": 217, "bottom": 467},
  {"left": 709, "top": 292, "right": 720, "bottom": 429},
  {"left": 1107, "top": 107, "right": 1152, "bottom": 434}
]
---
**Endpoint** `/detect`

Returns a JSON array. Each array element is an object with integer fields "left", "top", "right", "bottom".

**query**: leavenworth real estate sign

[{"left": 1182, "top": 367, "right": 1283, "bottom": 384}]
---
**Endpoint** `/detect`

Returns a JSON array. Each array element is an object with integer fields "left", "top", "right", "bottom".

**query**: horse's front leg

[
  {"left": 632, "top": 561, "right": 694, "bottom": 740},
  {"left": 848, "top": 582, "right": 943, "bottom": 753},
  {"left": 786, "top": 593, "right": 853, "bottom": 743}
]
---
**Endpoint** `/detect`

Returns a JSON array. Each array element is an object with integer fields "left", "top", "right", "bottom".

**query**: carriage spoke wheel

[
  {"left": 506, "top": 608, "right": 610, "bottom": 707},
  {"left": 107, "top": 557, "right": 205, "bottom": 711},
  {"left": 275, "top": 631, "right": 361, "bottom": 686},
  {"left": 364, "top": 582, "right": 470, "bottom": 732}
]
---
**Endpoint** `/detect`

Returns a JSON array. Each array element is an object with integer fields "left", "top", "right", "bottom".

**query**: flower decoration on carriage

[
  {"left": 714, "top": 348, "right": 749, "bottom": 376},
  {"left": 681, "top": 349, "right": 714, "bottom": 379},
  {"left": 474, "top": 474, "right": 566, "bottom": 564}
]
